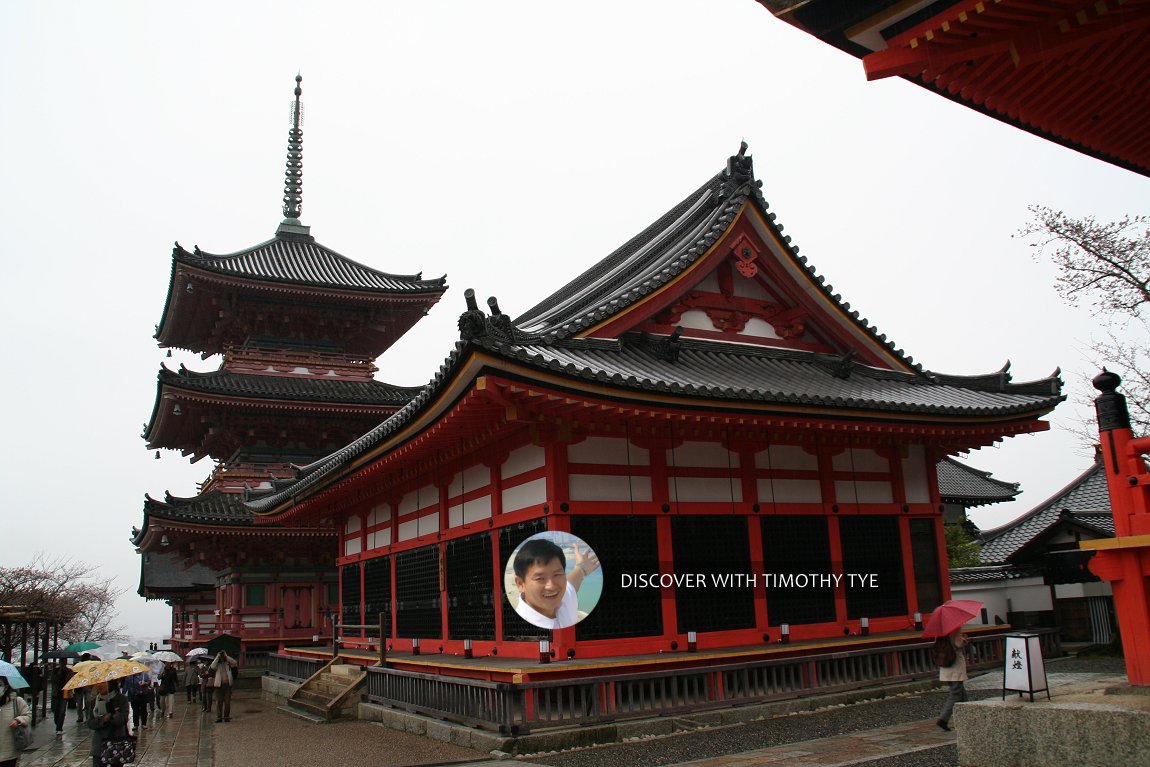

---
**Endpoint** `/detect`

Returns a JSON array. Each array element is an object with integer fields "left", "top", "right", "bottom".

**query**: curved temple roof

[
  {"left": 245, "top": 148, "right": 1064, "bottom": 517},
  {"left": 171, "top": 237, "right": 446, "bottom": 295}
]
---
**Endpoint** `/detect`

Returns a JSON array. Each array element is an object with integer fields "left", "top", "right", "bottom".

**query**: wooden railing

[
  {"left": 267, "top": 653, "right": 327, "bottom": 682},
  {"left": 364, "top": 630, "right": 1059, "bottom": 734}
]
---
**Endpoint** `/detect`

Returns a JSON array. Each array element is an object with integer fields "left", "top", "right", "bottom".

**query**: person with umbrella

[
  {"left": 50, "top": 662, "right": 74, "bottom": 735},
  {"left": 922, "top": 599, "right": 981, "bottom": 732},
  {"left": 0, "top": 674, "right": 32, "bottom": 767},
  {"left": 87, "top": 680, "right": 130, "bottom": 767}
]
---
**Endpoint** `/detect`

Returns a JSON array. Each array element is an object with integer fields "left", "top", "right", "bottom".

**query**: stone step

[
  {"left": 277, "top": 703, "right": 327, "bottom": 724},
  {"left": 287, "top": 697, "right": 328, "bottom": 718}
]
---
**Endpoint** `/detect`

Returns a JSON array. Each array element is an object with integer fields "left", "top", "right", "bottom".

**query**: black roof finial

[{"left": 282, "top": 74, "right": 305, "bottom": 221}]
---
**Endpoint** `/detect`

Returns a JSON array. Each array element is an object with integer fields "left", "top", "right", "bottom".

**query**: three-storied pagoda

[
  {"left": 248, "top": 144, "right": 1064, "bottom": 663},
  {"left": 132, "top": 77, "right": 447, "bottom": 663}
]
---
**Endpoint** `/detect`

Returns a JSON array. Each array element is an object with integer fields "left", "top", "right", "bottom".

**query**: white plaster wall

[
  {"left": 678, "top": 309, "right": 715, "bottom": 331},
  {"left": 671, "top": 476, "right": 742, "bottom": 502},
  {"left": 502, "top": 443, "right": 545, "bottom": 478},
  {"left": 417, "top": 512, "right": 438, "bottom": 537},
  {"left": 449, "top": 494, "right": 493, "bottom": 527},
  {"left": 367, "top": 527, "right": 391, "bottom": 550},
  {"left": 756, "top": 478, "right": 822, "bottom": 503},
  {"left": 832, "top": 448, "right": 889, "bottom": 472},
  {"left": 344, "top": 537, "right": 361, "bottom": 556},
  {"left": 835, "top": 480, "right": 893, "bottom": 504},
  {"left": 568, "top": 436, "right": 650, "bottom": 466},
  {"left": 1053, "top": 582, "right": 1113, "bottom": 599},
  {"left": 344, "top": 516, "right": 361, "bottom": 534},
  {"left": 502, "top": 477, "right": 547, "bottom": 512},
  {"left": 449, "top": 464, "right": 491, "bottom": 497},
  {"left": 666, "top": 441, "right": 739, "bottom": 468},
  {"left": 367, "top": 504, "right": 391, "bottom": 528},
  {"left": 754, "top": 445, "right": 817, "bottom": 470},
  {"left": 740, "top": 317, "right": 783, "bottom": 340},
  {"left": 902, "top": 445, "right": 930, "bottom": 503},
  {"left": 399, "top": 484, "right": 437, "bottom": 515},
  {"left": 569, "top": 474, "right": 652, "bottom": 502}
]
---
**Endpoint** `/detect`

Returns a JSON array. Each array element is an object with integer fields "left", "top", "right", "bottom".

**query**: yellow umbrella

[{"left": 63, "top": 659, "right": 153, "bottom": 690}]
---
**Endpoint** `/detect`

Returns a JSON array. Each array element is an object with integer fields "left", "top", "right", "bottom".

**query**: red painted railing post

[{"left": 1085, "top": 371, "right": 1150, "bottom": 685}]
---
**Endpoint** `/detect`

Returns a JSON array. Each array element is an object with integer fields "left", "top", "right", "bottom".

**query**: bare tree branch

[
  {"left": 0, "top": 555, "right": 127, "bottom": 647},
  {"left": 1018, "top": 208, "right": 1150, "bottom": 440}
]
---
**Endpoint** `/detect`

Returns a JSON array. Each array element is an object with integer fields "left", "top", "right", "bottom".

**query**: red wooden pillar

[{"left": 1084, "top": 371, "right": 1150, "bottom": 685}]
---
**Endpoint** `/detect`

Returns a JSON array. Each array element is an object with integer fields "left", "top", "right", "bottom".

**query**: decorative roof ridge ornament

[
  {"left": 633, "top": 327, "right": 683, "bottom": 363},
  {"left": 457, "top": 288, "right": 543, "bottom": 344},
  {"left": 721, "top": 140, "right": 758, "bottom": 199},
  {"left": 276, "top": 73, "right": 312, "bottom": 240}
]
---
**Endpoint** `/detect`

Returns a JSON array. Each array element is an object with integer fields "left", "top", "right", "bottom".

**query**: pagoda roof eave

[
  {"left": 154, "top": 242, "right": 447, "bottom": 353},
  {"left": 143, "top": 365, "right": 415, "bottom": 451}
]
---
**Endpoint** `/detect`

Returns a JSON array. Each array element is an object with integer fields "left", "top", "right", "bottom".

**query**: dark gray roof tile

[
  {"left": 936, "top": 457, "right": 1020, "bottom": 506},
  {"left": 158, "top": 366, "right": 420, "bottom": 406},
  {"left": 175, "top": 236, "right": 446, "bottom": 294},
  {"left": 979, "top": 459, "right": 1110, "bottom": 563}
]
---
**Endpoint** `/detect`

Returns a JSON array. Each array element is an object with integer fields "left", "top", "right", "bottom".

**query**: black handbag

[{"left": 99, "top": 735, "right": 137, "bottom": 765}]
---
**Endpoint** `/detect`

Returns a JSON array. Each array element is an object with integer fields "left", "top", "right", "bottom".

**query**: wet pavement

[
  {"left": 12, "top": 659, "right": 1126, "bottom": 767},
  {"left": 17, "top": 693, "right": 209, "bottom": 767}
]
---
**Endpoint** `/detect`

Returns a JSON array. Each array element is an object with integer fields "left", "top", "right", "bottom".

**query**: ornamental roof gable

[{"left": 512, "top": 144, "right": 917, "bottom": 372}]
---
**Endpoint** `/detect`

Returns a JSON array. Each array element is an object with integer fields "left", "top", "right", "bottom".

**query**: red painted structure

[
  {"left": 762, "top": 0, "right": 1150, "bottom": 177},
  {"left": 250, "top": 147, "right": 1064, "bottom": 665},
  {"left": 132, "top": 78, "right": 446, "bottom": 663},
  {"left": 1084, "top": 371, "right": 1150, "bottom": 685}
]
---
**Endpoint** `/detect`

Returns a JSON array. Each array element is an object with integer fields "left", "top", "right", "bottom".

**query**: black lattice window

[
  {"left": 761, "top": 516, "right": 837, "bottom": 626},
  {"left": 499, "top": 519, "right": 550, "bottom": 641},
  {"left": 672, "top": 516, "right": 755, "bottom": 633},
  {"left": 447, "top": 532, "right": 496, "bottom": 640},
  {"left": 395, "top": 546, "right": 442, "bottom": 639},
  {"left": 573, "top": 516, "right": 662, "bottom": 641},
  {"left": 363, "top": 557, "right": 391, "bottom": 639},
  {"left": 839, "top": 516, "right": 907, "bottom": 619},
  {"left": 909, "top": 519, "right": 942, "bottom": 614},
  {"left": 340, "top": 563, "right": 361, "bottom": 627}
]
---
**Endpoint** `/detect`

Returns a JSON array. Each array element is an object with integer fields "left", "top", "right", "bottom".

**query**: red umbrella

[{"left": 922, "top": 599, "right": 983, "bottom": 638}]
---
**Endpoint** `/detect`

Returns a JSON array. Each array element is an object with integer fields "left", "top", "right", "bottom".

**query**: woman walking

[
  {"left": 88, "top": 680, "right": 130, "bottom": 767},
  {"left": 0, "top": 675, "right": 32, "bottom": 767},
  {"left": 936, "top": 628, "right": 968, "bottom": 731}
]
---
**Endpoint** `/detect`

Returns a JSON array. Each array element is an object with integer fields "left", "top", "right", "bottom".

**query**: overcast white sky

[{"left": 2, "top": 2, "right": 1147, "bottom": 639}]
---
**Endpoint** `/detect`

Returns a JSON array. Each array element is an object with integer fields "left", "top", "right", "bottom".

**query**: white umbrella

[
  {"left": 151, "top": 651, "right": 182, "bottom": 663},
  {"left": 185, "top": 648, "right": 209, "bottom": 659}
]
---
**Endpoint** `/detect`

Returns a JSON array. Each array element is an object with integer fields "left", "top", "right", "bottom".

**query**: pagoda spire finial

[
  {"left": 283, "top": 74, "right": 305, "bottom": 221},
  {"left": 276, "top": 74, "right": 311, "bottom": 239}
]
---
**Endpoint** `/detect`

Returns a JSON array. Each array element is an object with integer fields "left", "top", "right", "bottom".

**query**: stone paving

[
  {"left": 11, "top": 667, "right": 1126, "bottom": 767},
  {"left": 16, "top": 693, "right": 209, "bottom": 767}
]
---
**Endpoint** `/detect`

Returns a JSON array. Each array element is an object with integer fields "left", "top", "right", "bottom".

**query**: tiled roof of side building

[
  {"left": 143, "top": 489, "right": 258, "bottom": 527},
  {"left": 513, "top": 149, "right": 922, "bottom": 372},
  {"left": 936, "top": 456, "right": 1020, "bottom": 506},
  {"left": 949, "top": 564, "right": 1043, "bottom": 584},
  {"left": 978, "top": 457, "right": 1110, "bottom": 564},
  {"left": 157, "top": 365, "right": 421, "bottom": 406},
  {"left": 137, "top": 552, "right": 217, "bottom": 598},
  {"left": 173, "top": 235, "right": 447, "bottom": 294}
]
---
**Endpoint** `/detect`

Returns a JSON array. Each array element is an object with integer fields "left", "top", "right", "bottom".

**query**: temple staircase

[{"left": 280, "top": 657, "right": 367, "bottom": 723}]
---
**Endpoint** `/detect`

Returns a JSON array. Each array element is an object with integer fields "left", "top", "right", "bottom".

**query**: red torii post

[{"left": 1083, "top": 370, "right": 1150, "bottom": 685}]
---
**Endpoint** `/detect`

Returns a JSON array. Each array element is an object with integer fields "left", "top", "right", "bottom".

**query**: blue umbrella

[{"left": 0, "top": 660, "right": 31, "bottom": 689}]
